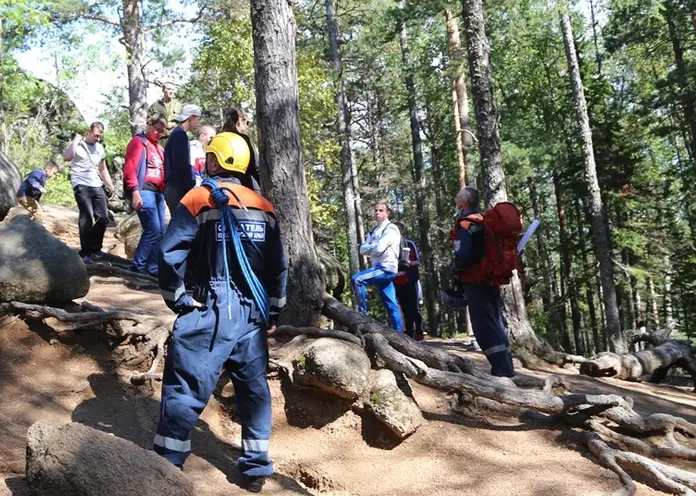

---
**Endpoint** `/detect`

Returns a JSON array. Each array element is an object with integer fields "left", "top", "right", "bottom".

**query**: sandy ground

[{"left": 1, "top": 213, "right": 695, "bottom": 495}]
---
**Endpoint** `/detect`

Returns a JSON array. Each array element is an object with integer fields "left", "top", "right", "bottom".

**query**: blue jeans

[
  {"left": 131, "top": 190, "right": 166, "bottom": 276},
  {"left": 351, "top": 264, "right": 404, "bottom": 332}
]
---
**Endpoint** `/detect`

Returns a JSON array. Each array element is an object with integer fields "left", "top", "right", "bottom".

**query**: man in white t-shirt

[
  {"left": 189, "top": 125, "right": 216, "bottom": 186},
  {"left": 63, "top": 122, "right": 115, "bottom": 263}
]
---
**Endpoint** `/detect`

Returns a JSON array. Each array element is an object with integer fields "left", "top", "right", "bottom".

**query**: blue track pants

[{"left": 351, "top": 264, "right": 404, "bottom": 332}]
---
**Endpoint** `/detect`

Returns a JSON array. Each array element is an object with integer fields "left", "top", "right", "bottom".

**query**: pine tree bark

[
  {"left": 554, "top": 171, "right": 583, "bottom": 353},
  {"left": 251, "top": 0, "right": 325, "bottom": 326},
  {"left": 560, "top": 9, "right": 624, "bottom": 353},
  {"left": 325, "top": 0, "right": 362, "bottom": 302},
  {"left": 649, "top": 276, "right": 660, "bottom": 328},
  {"left": 400, "top": 20, "right": 438, "bottom": 336},
  {"left": 664, "top": 255, "right": 674, "bottom": 323},
  {"left": 529, "top": 177, "right": 556, "bottom": 333},
  {"left": 122, "top": 0, "right": 148, "bottom": 136},
  {"left": 575, "top": 198, "right": 601, "bottom": 352},
  {"left": 444, "top": 8, "right": 473, "bottom": 187},
  {"left": 461, "top": 0, "right": 539, "bottom": 353},
  {"left": 664, "top": 0, "right": 696, "bottom": 159}
]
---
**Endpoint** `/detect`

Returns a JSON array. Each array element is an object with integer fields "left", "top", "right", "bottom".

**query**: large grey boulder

[
  {"left": 116, "top": 212, "right": 141, "bottom": 259},
  {"left": 26, "top": 421, "right": 194, "bottom": 496},
  {"left": 0, "top": 215, "right": 89, "bottom": 304},
  {"left": 294, "top": 338, "right": 371, "bottom": 399},
  {"left": 365, "top": 369, "right": 423, "bottom": 439},
  {"left": 0, "top": 151, "right": 21, "bottom": 222}
]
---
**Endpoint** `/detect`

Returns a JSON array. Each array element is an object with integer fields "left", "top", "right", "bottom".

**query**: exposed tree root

[
  {"left": 1, "top": 301, "right": 172, "bottom": 375},
  {"left": 585, "top": 433, "right": 696, "bottom": 495},
  {"left": 85, "top": 262, "right": 159, "bottom": 285},
  {"left": 301, "top": 299, "right": 696, "bottom": 494},
  {"left": 322, "top": 296, "right": 473, "bottom": 374},
  {"left": 273, "top": 325, "right": 363, "bottom": 346}
]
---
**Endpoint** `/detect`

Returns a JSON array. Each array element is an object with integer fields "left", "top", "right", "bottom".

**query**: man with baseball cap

[{"left": 163, "top": 104, "right": 202, "bottom": 213}]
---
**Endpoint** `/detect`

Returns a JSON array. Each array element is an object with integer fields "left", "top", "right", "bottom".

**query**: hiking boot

[
  {"left": 415, "top": 333, "right": 425, "bottom": 343},
  {"left": 241, "top": 475, "right": 266, "bottom": 493},
  {"left": 92, "top": 250, "right": 108, "bottom": 259},
  {"left": 81, "top": 255, "right": 94, "bottom": 264},
  {"left": 465, "top": 340, "right": 481, "bottom": 352}
]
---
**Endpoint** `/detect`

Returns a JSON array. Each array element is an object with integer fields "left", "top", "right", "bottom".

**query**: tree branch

[{"left": 142, "top": 4, "right": 209, "bottom": 32}]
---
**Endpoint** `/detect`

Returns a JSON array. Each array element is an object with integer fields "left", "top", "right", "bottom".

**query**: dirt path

[{"left": 1, "top": 221, "right": 693, "bottom": 495}]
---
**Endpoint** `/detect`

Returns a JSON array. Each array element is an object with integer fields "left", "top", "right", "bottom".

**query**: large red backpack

[{"left": 457, "top": 202, "right": 523, "bottom": 286}]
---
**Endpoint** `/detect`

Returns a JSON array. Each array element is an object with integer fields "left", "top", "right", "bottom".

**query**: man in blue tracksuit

[
  {"left": 452, "top": 187, "right": 514, "bottom": 377},
  {"left": 351, "top": 202, "right": 404, "bottom": 332},
  {"left": 154, "top": 132, "right": 287, "bottom": 493}
]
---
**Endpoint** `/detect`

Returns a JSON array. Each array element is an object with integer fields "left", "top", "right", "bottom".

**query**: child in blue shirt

[{"left": 16, "top": 160, "right": 59, "bottom": 219}]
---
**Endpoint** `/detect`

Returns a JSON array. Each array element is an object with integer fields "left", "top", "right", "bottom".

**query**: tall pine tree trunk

[
  {"left": 445, "top": 8, "right": 475, "bottom": 338},
  {"left": 664, "top": 0, "right": 696, "bottom": 159},
  {"left": 325, "top": 0, "right": 362, "bottom": 302},
  {"left": 251, "top": 0, "right": 325, "bottom": 326},
  {"left": 400, "top": 20, "right": 438, "bottom": 336},
  {"left": 122, "top": 0, "right": 148, "bottom": 136},
  {"left": 560, "top": 9, "right": 624, "bottom": 352},
  {"left": 444, "top": 8, "right": 473, "bottom": 187},
  {"left": 648, "top": 276, "right": 660, "bottom": 328},
  {"left": 528, "top": 177, "right": 555, "bottom": 322},
  {"left": 664, "top": 255, "right": 674, "bottom": 323},
  {"left": 461, "top": 0, "right": 542, "bottom": 356},
  {"left": 575, "top": 198, "right": 600, "bottom": 352}
]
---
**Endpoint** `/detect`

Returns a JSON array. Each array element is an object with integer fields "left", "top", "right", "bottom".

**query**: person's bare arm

[
  {"left": 98, "top": 160, "right": 115, "bottom": 199},
  {"left": 63, "top": 134, "right": 82, "bottom": 162}
]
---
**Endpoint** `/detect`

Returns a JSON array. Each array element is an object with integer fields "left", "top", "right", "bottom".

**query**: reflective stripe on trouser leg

[
  {"left": 154, "top": 288, "right": 252, "bottom": 467},
  {"left": 462, "top": 283, "right": 515, "bottom": 377},
  {"left": 351, "top": 267, "right": 386, "bottom": 314},
  {"left": 225, "top": 328, "right": 274, "bottom": 478}
]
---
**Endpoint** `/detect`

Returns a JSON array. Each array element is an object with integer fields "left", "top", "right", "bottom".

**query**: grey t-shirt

[{"left": 68, "top": 141, "right": 106, "bottom": 188}]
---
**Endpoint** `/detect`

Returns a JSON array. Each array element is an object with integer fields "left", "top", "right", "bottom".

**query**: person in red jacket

[{"left": 123, "top": 114, "right": 168, "bottom": 276}]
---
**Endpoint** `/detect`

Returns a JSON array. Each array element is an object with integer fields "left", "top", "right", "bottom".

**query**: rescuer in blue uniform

[{"left": 153, "top": 132, "right": 288, "bottom": 493}]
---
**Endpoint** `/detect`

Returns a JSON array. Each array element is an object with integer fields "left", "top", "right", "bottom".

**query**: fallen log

[
  {"left": 322, "top": 296, "right": 473, "bottom": 374},
  {"left": 579, "top": 339, "right": 696, "bottom": 385}
]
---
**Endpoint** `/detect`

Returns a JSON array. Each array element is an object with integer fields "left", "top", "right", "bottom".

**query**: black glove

[{"left": 167, "top": 293, "right": 205, "bottom": 314}]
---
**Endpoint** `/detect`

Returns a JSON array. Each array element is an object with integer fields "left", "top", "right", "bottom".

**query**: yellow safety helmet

[{"left": 204, "top": 132, "right": 251, "bottom": 174}]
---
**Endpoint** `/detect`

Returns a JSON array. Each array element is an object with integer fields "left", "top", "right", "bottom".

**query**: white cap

[{"left": 174, "top": 104, "right": 202, "bottom": 122}]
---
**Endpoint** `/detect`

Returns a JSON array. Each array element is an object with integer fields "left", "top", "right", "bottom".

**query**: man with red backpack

[
  {"left": 451, "top": 187, "right": 517, "bottom": 377},
  {"left": 123, "top": 114, "right": 168, "bottom": 277}
]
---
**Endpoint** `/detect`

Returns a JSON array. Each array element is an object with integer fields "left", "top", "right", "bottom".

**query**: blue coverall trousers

[
  {"left": 351, "top": 264, "right": 404, "bottom": 332},
  {"left": 154, "top": 282, "right": 273, "bottom": 477},
  {"left": 462, "top": 282, "right": 515, "bottom": 377},
  {"left": 131, "top": 190, "right": 166, "bottom": 276}
]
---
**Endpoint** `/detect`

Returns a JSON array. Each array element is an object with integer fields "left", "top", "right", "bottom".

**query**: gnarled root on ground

[{"left": 0, "top": 300, "right": 172, "bottom": 376}]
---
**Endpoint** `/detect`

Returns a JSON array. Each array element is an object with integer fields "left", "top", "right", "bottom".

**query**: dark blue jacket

[
  {"left": 17, "top": 169, "right": 47, "bottom": 200},
  {"left": 453, "top": 208, "right": 485, "bottom": 271},
  {"left": 164, "top": 127, "right": 194, "bottom": 191},
  {"left": 159, "top": 177, "right": 288, "bottom": 324}
]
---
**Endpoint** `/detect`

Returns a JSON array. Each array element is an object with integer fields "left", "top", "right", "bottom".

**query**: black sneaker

[{"left": 241, "top": 475, "right": 266, "bottom": 493}]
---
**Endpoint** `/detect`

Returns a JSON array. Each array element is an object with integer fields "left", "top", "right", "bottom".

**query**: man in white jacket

[{"left": 351, "top": 202, "right": 404, "bottom": 332}]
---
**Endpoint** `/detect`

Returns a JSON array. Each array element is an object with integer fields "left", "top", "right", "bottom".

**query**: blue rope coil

[{"left": 202, "top": 178, "right": 269, "bottom": 324}]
